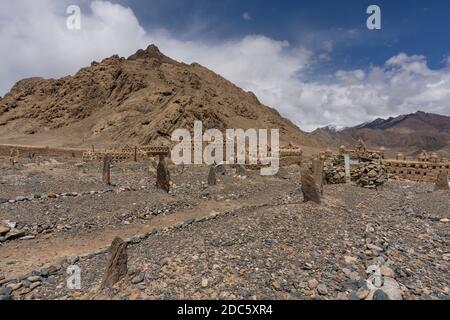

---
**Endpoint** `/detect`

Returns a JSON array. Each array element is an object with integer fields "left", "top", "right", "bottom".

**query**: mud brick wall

[
  {"left": 383, "top": 160, "right": 450, "bottom": 182},
  {"left": 82, "top": 146, "right": 170, "bottom": 163},
  {"left": 280, "top": 154, "right": 302, "bottom": 167},
  {"left": 0, "top": 145, "right": 84, "bottom": 158}
]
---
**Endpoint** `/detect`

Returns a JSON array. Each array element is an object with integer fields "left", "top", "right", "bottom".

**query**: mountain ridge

[
  {"left": 311, "top": 111, "right": 450, "bottom": 157},
  {"left": 0, "top": 44, "right": 316, "bottom": 150}
]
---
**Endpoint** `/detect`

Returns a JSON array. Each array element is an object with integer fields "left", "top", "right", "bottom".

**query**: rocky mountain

[
  {"left": 311, "top": 111, "right": 450, "bottom": 157},
  {"left": 0, "top": 44, "right": 315, "bottom": 149}
]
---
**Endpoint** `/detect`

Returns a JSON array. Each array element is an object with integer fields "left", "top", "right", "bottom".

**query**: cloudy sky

[{"left": 1, "top": 0, "right": 450, "bottom": 131}]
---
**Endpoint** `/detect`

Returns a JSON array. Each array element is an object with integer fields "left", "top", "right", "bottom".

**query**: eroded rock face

[
  {"left": 0, "top": 45, "right": 312, "bottom": 147},
  {"left": 156, "top": 155, "right": 170, "bottom": 192},
  {"left": 435, "top": 170, "right": 449, "bottom": 191},
  {"left": 101, "top": 237, "right": 128, "bottom": 289},
  {"left": 301, "top": 170, "right": 322, "bottom": 204}
]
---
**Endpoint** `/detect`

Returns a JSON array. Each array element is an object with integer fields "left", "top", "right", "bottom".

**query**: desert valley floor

[{"left": 0, "top": 154, "right": 449, "bottom": 300}]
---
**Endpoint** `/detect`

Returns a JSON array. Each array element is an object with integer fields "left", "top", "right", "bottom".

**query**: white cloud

[
  {"left": 323, "top": 40, "right": 333, "bottom": 52},
  {"left": 242, "top": 12, "right": 252, "bottom": 21},
  {"left": 1, "top": 0, "right": 450, "bottom": 131},
  {"left": 0, "top": 0, "right": 149, "bottom": 95}
]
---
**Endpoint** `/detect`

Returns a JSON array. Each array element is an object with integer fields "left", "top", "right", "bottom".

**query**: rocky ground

[{"left": 0, "top": 155, "right": 449, "bottom": 300}]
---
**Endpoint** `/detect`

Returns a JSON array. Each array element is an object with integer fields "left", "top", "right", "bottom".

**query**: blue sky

[
  {"left": 1, "top": 0, "right": 450, "bottom": 130},
  {"left": 115, "top": 0, "right": 450, "bottom": 71}
]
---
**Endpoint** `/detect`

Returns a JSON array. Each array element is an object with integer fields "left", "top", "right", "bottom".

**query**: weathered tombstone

[
  {"left": 9, "top": 148, "right": 19, "bottom": 167},
  {"left": 215, "top": 163, "right": 227, "bottom": 176},
  {"left": 101, "top": 237, "right": 128, "bottom": 289},
  {"left": 148, "top": 158, "right": 157, "bottom": 177},
  {"left": 344, "top": 154, "right": 351, "bottom": 183},
  {"left": 435, "top": 170, "right": 449, "bottom": 191},
  {"left": 208, "top": 165, "right": 217, "bottom": 186},
  {"left": 102, "top": 155, "right": 112, "bottom": 185},
  {"left": 301, "top": 170, "right": 322, "bottom": 204},
  {"left": 276, "top": 167, "right": 289, "bottom": 180},
  {"left": 235, "top": 164, "right": 247, "bottom": 176},
  {"left": 312, "top": 158, "right": 324, "bottom": 195},
  {"left": 156, "top": 155, "right": 170, "bottom": 192}
]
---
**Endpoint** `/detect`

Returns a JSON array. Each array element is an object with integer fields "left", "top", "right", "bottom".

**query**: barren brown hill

[
  {"left": 311, "top": 111, "right": 450, "bottom": 158},
  {"left": 0, "top": 44, "right": 317, "bottom": 151}
]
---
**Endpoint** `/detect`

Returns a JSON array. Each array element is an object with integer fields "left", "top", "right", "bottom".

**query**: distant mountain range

[{"left": 311, "top": 111, "right": 450, "bottom": 157}]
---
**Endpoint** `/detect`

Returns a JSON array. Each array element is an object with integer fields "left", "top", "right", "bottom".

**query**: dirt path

[{"left": 0, "top": 195, "right": 269, "bottom": 279}]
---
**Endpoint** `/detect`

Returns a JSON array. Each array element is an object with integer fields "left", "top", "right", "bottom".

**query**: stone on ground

[
  {"left": 235, "top": 165, "right": 247, "bottom": 176},
  {"left": 102, "top": 155, "right": 112, "bottom": 185},
  {"left": 434, "top": 170, "right": 449, "bottom": 191},
  {"left": 208, "top": 165, "right": 217, "bottom": 186},
  {"left": 301, "top": 170, "right": 322, "bottom": 204},
  {"left": 156, "top": 155, "right": 171, "bottom": 192},
  {"left": 101, "top": 237, "right": 128, "bottom": 289},
  {"left": 312, "top": 158, "right": 324, "bottom": 195}
]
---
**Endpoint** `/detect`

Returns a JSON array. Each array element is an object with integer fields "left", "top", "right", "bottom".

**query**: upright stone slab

[
  {"left": 156, "top": 155, "right": 170, "bottom": 192},
  {"left": 215, "top": 163, "right": 227, "bottom": 176},
  {"left": 208, "top": 165, "right": 217, "bottom": 186},
  {"left": 435, "top": 170, "right": 449, "bottom": 191},
  {"left": 102, "top": 155, "right": 112, "bottom": 185},
  {"left": 101, "top": 237, "right": 128, "bottom": 289},
  {"left": 235, "top": 164, "right": 247, "bottom": 176},
  {"left": 312, "top": 158, "right": 324, "bottom": 195},
  {"left": 301, "top": 170, "right": 322, "bottom": 204},
  {"left": 344, "top": 154, "right": 351, "bottom": 183}
]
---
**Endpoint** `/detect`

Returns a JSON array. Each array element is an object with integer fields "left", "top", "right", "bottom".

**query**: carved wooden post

[
  {"left": 102, "top": 155, "right": 112, "bottom": 185},
  {"left": 101, "top": 237, "right": 128, "bottom": 289}
]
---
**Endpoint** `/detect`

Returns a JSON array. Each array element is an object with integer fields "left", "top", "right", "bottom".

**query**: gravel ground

[
  {"left": 1, "top": 159, "right": 447, "bottom": 301},
  {"left": 0, "top": 156, "right": 291, "bottom": 238}
]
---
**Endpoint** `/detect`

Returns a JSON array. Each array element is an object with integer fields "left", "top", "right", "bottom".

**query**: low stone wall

[{"left": 324, "top": 155, "right": 386, "bottom": 189}]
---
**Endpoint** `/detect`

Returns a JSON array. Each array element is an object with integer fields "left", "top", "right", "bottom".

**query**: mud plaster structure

[
  {"left": 82, "top": 145, "right": 170, "bottom": 162},
  {"left": 321, "top": 139, "right": 450, "bottom": 185},
  {"left": 382, "top": 150, "right": 450, "bottom": 183},
  {"left": 82, "top": 142, "right": 303, "bottom": 169}
]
